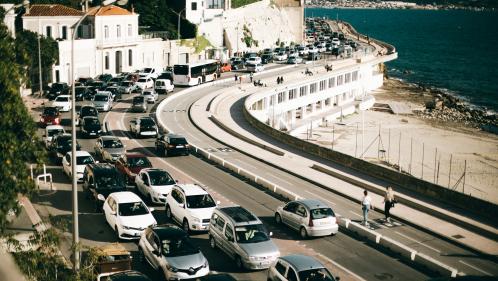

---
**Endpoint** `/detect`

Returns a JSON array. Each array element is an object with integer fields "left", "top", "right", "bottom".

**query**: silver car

[
  {"left": 138, "top": 225, "right": 209, "bottom": 280},
  {"left": 142, "top": 88, "right": 158, "bottom": 103},
  {"left": 92, "top": 91, "right": 113, "bottom": 112},
  {"left": 275, "top": 199, "right": 338, "bottom": 239},
  {"left": 268, "top": 254, "right": 338, "bottom": 281},
  {"left": 94, "top": 136, "right": 125, "bottom": 163},
  {"left": 209, "top": 206, "right": 280, "bottom": 270}
]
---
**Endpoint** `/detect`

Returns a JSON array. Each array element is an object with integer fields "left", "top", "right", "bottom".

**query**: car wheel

[
  {"left": 235, "top": 255, "right": 244, "bottom": 270},
  {"left": 165, "top": 205, "right": 172, "bottom": 219},
  {"left": 275, "top": 213, "right": 282, "bottom": 224},
  {"left": 138, "top": 247, "right": 145, "bottom": 264},
  {"left": 300, "top": 227, "right": 308, "bottom": 239},
  {"left": 209, "top": 236, "right": 216, "bottom": 249},
  {"left": 182, "top": 219, "right": 189, "bottom": 233}
]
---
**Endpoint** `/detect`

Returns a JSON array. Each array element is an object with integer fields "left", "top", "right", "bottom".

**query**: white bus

[{"left": 172, "top": 60, "right": 220, "bottom": 86}]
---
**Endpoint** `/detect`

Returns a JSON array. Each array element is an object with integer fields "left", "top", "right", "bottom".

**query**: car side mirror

[
  {"left": 179, "top": 203, "right": 185, "bottom": 209},
  {"left": 97, "top": 194, "right": 105, "bottom": 202}
]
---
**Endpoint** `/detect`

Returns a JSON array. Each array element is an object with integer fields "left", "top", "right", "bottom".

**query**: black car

[
  {"left": 86, "top": 81, "right": 107, "bottom": 99},
  {"left": 74, "top": 86, "right": 89, "bottom": 101},
  {"left": 79, "top": 116, "right": 102, "bottom": 138},
  {"left": 94, "top": 73, "right": 113, "bottom": 83},
  {"left": 261, "top": 53, "right": 274, "bottom": 64},
  {"left": 243, "top": 52, "right": 257, "bottom": 62},
  {"left": 101, "top": 271, "right": 152, "bottom": 281},
  {"left": 76, "top": 77, "right": 94, "bottom": 85},
  {"left": 157, "top": 71, "right": 173, "bottom": 82},
  {"left": 47, "top": 83, "right": 69, "bottom": 100},
  {"left": 231, "top": 59, "right": 244, "bottom": 70},
  {"left": 105, "top": 86, "right": 122, "bottom": 101},
  {"left": 77, "top": 105, "right": 99, "bottom": 126},
  {"left": 155, "top": 133, "right": 190, "bottom": 156},
  {"left": 83, "top": 163, "right": 126, "bottom": 210},
  {"left": 49, "top": 133, "right": 81, "bottom": 163},
  {"left": 131, "top": 96, "right": 147, "bottom": 113}
]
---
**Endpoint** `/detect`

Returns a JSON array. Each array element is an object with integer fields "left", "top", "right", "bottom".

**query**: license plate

[
  {"left": 176, "top": 145, "right": 184, "bottom": 148},
  {"left": 90, "top": 133, "right": 96, "bottom": 135}
]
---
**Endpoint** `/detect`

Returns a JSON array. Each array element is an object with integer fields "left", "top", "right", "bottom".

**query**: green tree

[{"left": 0, "top": 8, "right": 45, "bottom": 234}]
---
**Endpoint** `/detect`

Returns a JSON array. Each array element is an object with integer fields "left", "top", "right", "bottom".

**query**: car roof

[
  {"left": 296, "top": 199, "right": 329, "bottom": 209},
  {"left": 100, "top": 135, "right": 120, "bottom": 141},
  {"left": 88, "top": 162, "right": 118, "bottom": 173},
  {"left": 217, "top": 206, "right": 261, "bottom": 225},
  {"left": 67, "top": 150, "right": 92, "bottom": 157},
  {"left": 152, "top": 225, "right": 186, "bottom": 240},
  {"left": 46, "top": 125, "right": 64, "bottom": 130},
  {"left": 111, "top": 191, "right": 142, "bottom": 203},
  {"left": 141, "top": 168, "right": 167, "bottom": 174},
  {"left": 83, "top": 116, "right": 99, "bottom": 120},
  {"left": 280, "top": 254, "right": 325, "bottom": 272},
  {"left": 175, "top": 184, "right": 207, "bottom": 196},
  {"left": 166, "top": 133, "right": 186, "bottom": 139}
]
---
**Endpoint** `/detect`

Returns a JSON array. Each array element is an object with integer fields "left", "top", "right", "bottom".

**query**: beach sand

[{"left": 297, "top": 78, "right": 498, "bottom": 204}]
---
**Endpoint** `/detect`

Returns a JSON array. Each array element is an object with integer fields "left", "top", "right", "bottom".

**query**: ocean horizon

[{"left": 305, "top": 8, "right": 498, "bottom": 113}]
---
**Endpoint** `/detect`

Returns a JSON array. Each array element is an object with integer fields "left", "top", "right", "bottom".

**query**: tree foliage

[{"left": 0, "top": 8, "right": 45, "bottom": 234}]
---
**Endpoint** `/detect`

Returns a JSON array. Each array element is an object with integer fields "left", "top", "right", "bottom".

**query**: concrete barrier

[
  {"left": 348, "top": 221, "right": 382, "bottom": 244},
  {"left": 379, "top": 236, "right": 417, "bottom": 261},
  {"left": 415, "top": 252, "right": 458, "bottom": 278}
]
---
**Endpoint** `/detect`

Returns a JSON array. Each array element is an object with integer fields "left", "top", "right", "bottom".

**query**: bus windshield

[{"left": 173, "top": 65, "right": 189, "bottom": 75}]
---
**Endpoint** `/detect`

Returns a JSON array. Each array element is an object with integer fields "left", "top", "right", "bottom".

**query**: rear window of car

[
  {"left": 310, "top": 208, "right": 335, "bottom": 219},
  {"left": 133, "top": 96, "right": 144, "bottom": 103},
  {"left": 43, "top": 108, "right": 58, "bottom": 116},
  {"left": 169, "top": 137, "right": 187, "bottom": 145},
  {"left": 56, "top": 96, "right": 69, "bottom": 102},
  {"left": 138, "top": 79, "right": 146, "bottom": 82}
]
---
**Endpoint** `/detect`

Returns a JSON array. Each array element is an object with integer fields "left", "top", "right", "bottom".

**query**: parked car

[
  {"left": 39, "top": 106, "right": 61, "bottom": 127},
  {"left": 165, "top": 184, "right": 218, "bottom": 232},
  {"left": 230, "top": 58, "right": 244, "bottom": 70},
  {"left": 154, "top": 79, "right": 174, "bottom": 94},
  {"left": 246, "top": 56, "right": 262, "bottom": 65},
  {"left": 83, "top": 163, "right": 126, "bottom": 210},
  {"left": 286, "top": 56, "right": 303, "bottom": 64},
  {"left": 118, "top": 81, "right": 135, "bottom": 95},
  {"left": 75, "top": 86, "right": 89, "bottom": 101},
  {"left": 131, "top": 96, "right": 147, "bottom": 113},
  {"left": 107, "top": 77, "right": 123, "bottom": 87},
  {"left": 142, "top": 88, "right": 158, "bottom": 104},
  {"left": 115, "top": 153, "right": 152, "bottom": 185},
  {"left": 47, "top": 83, "right": 69, "bottom": 100},
  {"left": 62, "top": 150, "right": 95, "bottom": 182},
  {"left": 246, "top": 63, "right": 264, "bottom": 73},
  {"left": 261, "top": 53, "right": 274, "bottom": 64},
  {"left": 138, "top": 225, "right": 210, "bottom": 280},
  {"left": 51, "top": 95, "right": 72, "bottom": 112},
  {"left": 275, "top": 199, "right": 338, "bottom": 239},
  {"left": 220, "top": 63, "right": 232, "bottom": 73},
  {"left": 267, "top": 254, "right": 339, "bottom": 281},
  {"left": 49, "top": 133, "right": 80, "bottom": 163},
  {"left": 155, "top": 133, "right": 190, "bottom": 157},
  {"left": 102, "top": 191, "right": 157, "bottom": 240},
  {"left": 43, "top": 125, "right": 65, "bottom": 149},
  {"left": 274, "top": 52, "right": 288, "bottom": 61},
  {"left": 307, "top": 52, "right": 321, "bottom": 61},
  {"left": 76, "top": 77, "right": 93, "bottom": 86},
  {"left": 87, "top": 81, "right": 107, "bottom": 96},
  {"left": 94, "top": 136, "right": 126, "bottom": 163},
  {"left": 136, "top": 168, "right": 176, "bottom": 204},
  {"left": 208, "top": 206, "right": 280, "bottom": 270},
  {"left": 129, "top": 117, "right": 158, "bottom": 138},
  {"left": 97, "top": 270, "right": 153, "bottom": 281},
  {"left": 93, "top": 91, "right": 113, "bottom": 112},
  {"left": 77, "top": 105, "right": 99, "bottom": 126},
  {"left": 79, "top": 116, "right": 102, "bottom": 138},
  {"left": 242, "top": 52, "right": 257, "bottom": 62},
  {"left": 135, "top": 77, "right": 154, "bottom": 90}
]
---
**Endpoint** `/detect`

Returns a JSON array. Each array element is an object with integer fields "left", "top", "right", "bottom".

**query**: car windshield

[
  {"left": 298, "top": 268, "right": 335, "bottom": 281},
  {"left": 58, "top": 137, "right": 72, "bottom": 147},
  {"left": 52, "top": 83, "right": 65, "bottom": 90},
  {"left": 76, "top": 155, "right": 94, "bottom": 165},
  {"left": 148, "top": 170, "right": 175, "bottom": 186},
  {"left": 96, "top": 174, "right": 124, "bottom": 189},
  {"left": 43, "top": 108, "right": 58, "bottom": 116},
  {"left": 311, "top": 208, "right": 335, "bottom": 220},
  {"left": 118, "top": 202, "right": 149, "bottom": 216},
  {"left": 75, "top": 87, "right": 86, "bottom": 94},
  {"left": 48, "top": 129, "right": 64, "bottom": 137},
  {"left": 235, "top": 224, "right": 269, "bottom": 243},
  {"left": 140, "top": 119, "right": 155, "bottom": 126},
  {"left": 103, "top": 139, "right": 123, "bottom": 148},
  {"left": 133, "top": 96, "right": 144, "bottom": 103},
  {"left": 121, "top": 81, "right": 133, "bottom": 86},
  {"left": 81, "top": 107, "right": 98, "bottom": 116},
  {"left": 85, "top": 118, "right": 100, "bottom": 125},
  {"left": 55, "top": 96, "right": 69, "bottom": 102},
  {"left": 161, "top": 236, "right": 199, "bottom": 257},
  {"left": 143, "top": 91, "right": 152, "bottom": 96},
  {"left": 127, "top": 156, "right": 151, "bottom": 168},
  {"left": 137, "top": 79, "right": 146, "bottom": 83},
  {"left": 143, "top": 68, "right": 152, "bottom": 73},
  {"left": 94, "top": 95, "right": 108, "bottom": 101},
  {"left": 186, "top": 194, "right": 216, "bottom": 209},
  {"left": 170, "top": 137, "right": 187, "bottom": 145}
]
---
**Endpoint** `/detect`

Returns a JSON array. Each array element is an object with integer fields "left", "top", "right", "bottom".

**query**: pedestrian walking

[
  {"left": 361, "top": 190, "right": 372, "bottom": 226},
  {"left": 383, "top": 187, "right": 395, "bottom": 222},
  {"left": 250, "top": 72, "right": 254, "bottom": 83},
  {"left": 239, "top": 75, "right": 243, "bottom": 84},
  {"left": 280, "top": 76, "right": 284, "bottom": 84},
  {"left": 276, "top": 76, "right": 281, "bottom": 84},
  {"left": 234, "top": 74, "right": 238, "bottom": 83}
]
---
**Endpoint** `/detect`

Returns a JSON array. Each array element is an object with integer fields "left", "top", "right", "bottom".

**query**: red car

[
  {"left": 39, "top": 107, "right": 61, "bottom": 127},
  {"left": 220, "top": 63, "right": 232, "bottom": 73},
  {"left": 115, "top": 153, "right": 152, "bottom": 185}
]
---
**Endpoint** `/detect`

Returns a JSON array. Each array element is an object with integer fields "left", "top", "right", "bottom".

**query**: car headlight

[
  {"left": 248, "top": 256, "right": 258, "bottom": 261},
  {"left": 166, "top": 264, "right": 179, "bottom": 273},
  {"left": 192, "top": 217, "right": 201, "bottom": 223},
  {"left": 122, "top": 225, "right": 131, "bottom": 230},
  {"left": 98, "top": 129, "right": 102, "bottom": 133}
]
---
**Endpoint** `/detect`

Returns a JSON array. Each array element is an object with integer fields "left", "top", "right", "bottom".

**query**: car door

[
  {"left": 271, "top": 260, "right": 288, "bottom": 281},
  {"left": 108, "top": 198, "right": 118, "bottom": 229},
  {"left": 286, "top": 266, "right": 298, "bottom": 281},
  {"left": 103, "top": 196, "right": 114, "bottom": 226},
  {"left": 143, "top": 230, "right": 160, "bottom": 269},
  {"left": 293, "top": 204, "right": 308, "bottom": 230},
  {"left": 223, "top": 223, "right": 237, "bottom": 259},
  {"left": 136, "top": 172, "right": 148, "bottom": 196},
  {"left": 281, "top": 202, "right": 298, "bottom": 227},
  {"left": 169, "top": 189, "right": 181, "bottom": 221}
]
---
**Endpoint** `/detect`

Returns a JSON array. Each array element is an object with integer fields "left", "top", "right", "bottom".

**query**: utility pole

[{"left": 37, "top": 20, "right": 43, "bottom": 96}]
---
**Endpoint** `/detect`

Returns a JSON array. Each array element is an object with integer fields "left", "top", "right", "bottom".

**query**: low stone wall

[{"left": 243, "top": 105, "right": 498, "bottom": 221}]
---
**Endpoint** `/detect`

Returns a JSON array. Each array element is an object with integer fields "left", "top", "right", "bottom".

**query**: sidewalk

[{"left": 186, "top": 70, "right": 498, "bottom": 259}]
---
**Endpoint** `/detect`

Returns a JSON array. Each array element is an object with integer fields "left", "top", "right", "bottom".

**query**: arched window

[
  {"left": 104, "top": 25, "right": 109, "bottom": 39},
  {"left": 61, "top": 26, "right": 68, "bottom": 40},
  {"left": 128, "top": 49, "right": 133, "bottom": 66},
  {"left": 105, "top": 52, "right": 110, "bottom": 70},
  {"left": 116, "top": 25, "right": 121, "bottom": 38}
]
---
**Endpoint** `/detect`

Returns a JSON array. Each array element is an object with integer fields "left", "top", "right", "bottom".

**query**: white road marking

[
  {"left": 303, "top": 190, "right": 336, "bottom": 205},
  {"left": 232, "top": 159, "right": 257, "bottom": 170},
  {"left": 458, "top": 260, "right": 492, "bottom": 276},
  {"left": 265, "top": 173, "right": 294, "bottom": 186},
  {"left": 350, "top": 211, "right": 363, "bottom": 218},
  {"left": 394, "top": 231, "right": 441, "bottom": 253},
  {"left": 316, "top": 253, "right": 368, "bottom": 281}
]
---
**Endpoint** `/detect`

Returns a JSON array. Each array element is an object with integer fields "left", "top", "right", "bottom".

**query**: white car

[
  {"left": 246, "top": 56, "right": 262, "bottom": 65},
  {"left": 51, "top": 95, "right": 72, "bottom": 112},
  {"left": 43, "top": 125, "right": 65, "bottom": 149},
  {"left": 62, "top": 151, "right": 95, "bottom": 182},
  {"left": 142, "top": 88, "right": 158, "bottom": 103},
  {"left": 297, "top": 46, "right": 309, "bottom": 56},
  {"left": 246, "top": 63, "right": 264, "bottom": 73},
  {"left": 165, "top": 184, "right": 219, "bottom": 232},
  {"left": 101, "top": 191, "right": 157, "bottom": 240},
  {"left": 135, "top": 168, "right": 176, "bottom": 204},
  {"left": 154, "top": 79, "right": 174, "bottom": 94},
  {"left": 135, "top": 77, "right": 154, "bottom": 90},
  {"left": 138, "top": 67, "right": 160, "bottom": 79},
  {"left": 274, "top": 52, "right": 288, "bottom": 61},
  {"left": 332, "top": 38, "right": 340, "bottom": 46},
  {"left": 308, "top": 47, "right": 319, "bottom": 54}
]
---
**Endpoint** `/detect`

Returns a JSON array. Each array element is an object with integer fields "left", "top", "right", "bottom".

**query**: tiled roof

[
  {"left": 87, "top": 5, "right": 133, "bottom": 16},
  {"left": 24, "top": 4, "right": 84, "bottom": 17}
]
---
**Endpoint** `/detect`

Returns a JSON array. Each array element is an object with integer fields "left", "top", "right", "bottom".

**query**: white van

[{"left": 154, "top": 79, "right": 174, "bottom": 94}]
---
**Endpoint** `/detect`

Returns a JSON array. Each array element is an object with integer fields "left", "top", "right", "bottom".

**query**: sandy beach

[{"left": 296, "top": 78, "right": 498, "bottom": 204}]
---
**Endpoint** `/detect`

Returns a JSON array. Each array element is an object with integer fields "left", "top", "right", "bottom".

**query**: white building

[
  {"left": 22, "top": 4, "right": 204, "bottom": 84},
  {"left": 1, "top": 4, "right": 17, "bottom": 37}
]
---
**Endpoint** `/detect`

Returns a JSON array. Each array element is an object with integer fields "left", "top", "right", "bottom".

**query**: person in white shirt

[{"left": 361, "top": 190, "right": 373, "bottom": 226}]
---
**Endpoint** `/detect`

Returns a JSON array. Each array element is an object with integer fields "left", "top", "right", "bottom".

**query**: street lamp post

[
  {"left": 70, "top": 0, "right": 128, "bottom": 273},
  {"left": 176, "top": 8, "right": 185, "bottom": 40}
]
